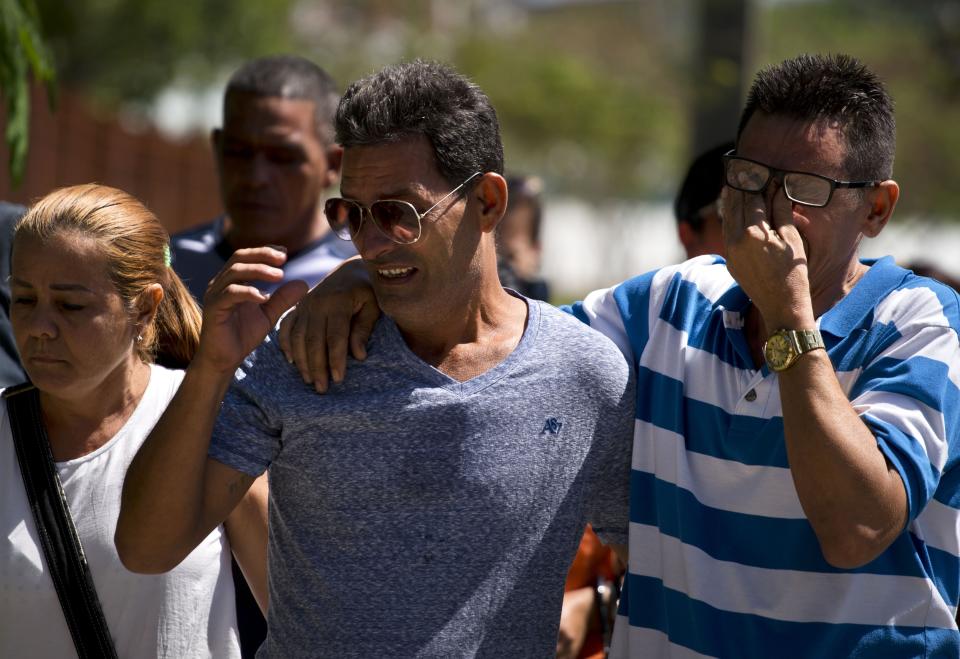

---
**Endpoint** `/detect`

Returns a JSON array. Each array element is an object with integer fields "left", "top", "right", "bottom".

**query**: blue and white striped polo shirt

[{"left": 568, "top": 254, "right": 960, "bottom": 658}]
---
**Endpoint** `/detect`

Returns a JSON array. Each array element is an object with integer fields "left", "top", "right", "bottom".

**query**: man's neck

[
  {"left": 808, "top": 260, "right": 868, "bottom": 321},
  {"left": 396, "top": 284, "right": 529, "bottom": 383}
]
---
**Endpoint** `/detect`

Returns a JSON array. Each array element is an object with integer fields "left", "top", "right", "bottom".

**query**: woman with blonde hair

[{"left": 0, "top": 184, "right": 267, "bottom": 657}]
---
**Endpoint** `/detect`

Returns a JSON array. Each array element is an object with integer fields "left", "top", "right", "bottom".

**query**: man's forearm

[
  {"left": 779, "top": 350, "right": 908, "bottom": 568},
  {"left": 116, "top": 362, "right": 239, "bottom": 572}
]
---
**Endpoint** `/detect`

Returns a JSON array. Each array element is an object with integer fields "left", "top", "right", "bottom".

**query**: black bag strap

[{"left": 5, "top": 383, "right": 119, "bottom": 659}]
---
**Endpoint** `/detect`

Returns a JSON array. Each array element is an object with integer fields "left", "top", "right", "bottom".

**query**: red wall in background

[{"left": 0, "top": 85, "right": 221, "bottom": 235}]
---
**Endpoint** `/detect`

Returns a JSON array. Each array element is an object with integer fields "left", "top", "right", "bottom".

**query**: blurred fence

[{"left": 0, "top": 85, "right": 221, "bottom": 234}]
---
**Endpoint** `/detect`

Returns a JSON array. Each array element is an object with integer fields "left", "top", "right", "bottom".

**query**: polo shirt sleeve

[
  {"left": 561, "top": 269, "right": 666, "bottom": 365},
  {"left": 850, "top": 287, "right": 960, "bottom": 523}
]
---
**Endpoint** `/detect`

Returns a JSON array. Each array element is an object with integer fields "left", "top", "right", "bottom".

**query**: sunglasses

[{"left": 325, "top": 172, "right": 483, "bottom": 245}]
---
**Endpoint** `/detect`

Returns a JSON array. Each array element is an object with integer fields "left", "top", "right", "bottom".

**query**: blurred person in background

[
  {"left": 171, "top": 55, "right": 354, "bottom": 302},
  {"left": 171, "top": 54, "right": 351, "bottom": 655},
  {"left": 674, "top": 141, "right": 734, "bottom": 259},
  {"left": 0, "top": 202, "right": 26, "bottom": 386},
  {"left": 497, "top": 175, "right": 550, "bottom": 301},
  {"left": 557, "top": 523, "right": 623, "bottom": 658},
  {"left": 0, "top": 184, "right": 268, "bottom": 657},
  {"left": 903, "top": 262, "right": 960, "bottom": 292}
]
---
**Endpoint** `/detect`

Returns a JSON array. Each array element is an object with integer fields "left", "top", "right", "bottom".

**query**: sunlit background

[{"left": 3, "top": 0, "right": 960, "bottom": 299}]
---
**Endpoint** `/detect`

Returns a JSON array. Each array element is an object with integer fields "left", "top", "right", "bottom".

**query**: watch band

[{"left": 792, "top": 329, "right": 825, "bottom": 353}]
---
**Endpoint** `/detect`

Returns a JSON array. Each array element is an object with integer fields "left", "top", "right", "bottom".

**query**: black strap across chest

[{"left": 6, "top": 383, "right": 118, "bottom": 659}]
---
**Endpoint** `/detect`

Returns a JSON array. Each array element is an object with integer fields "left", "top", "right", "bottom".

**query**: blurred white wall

[{"left": 541, "top": 199, "right": 960, "bottom": 298}]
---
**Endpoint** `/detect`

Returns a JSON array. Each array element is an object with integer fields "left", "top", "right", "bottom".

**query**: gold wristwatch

[{"left": 763, "top": 329, "right": 825, "bottom": 372}]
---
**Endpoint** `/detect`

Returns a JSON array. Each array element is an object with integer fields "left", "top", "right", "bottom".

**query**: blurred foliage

[
  {"left": 32, "top": 0, "right": 688, "bottom": 200},
  {"left": 0, "top": 0, "right": 55, "bottom": 185},
  {"left": 22, "top": 0, "right": 960, "bottom": 217},
  {"left": 754, "top": 0, "right": 960, "bottom": 218},
  {"left": 34, "top": 0, "right": 296, "bottom": 106}
]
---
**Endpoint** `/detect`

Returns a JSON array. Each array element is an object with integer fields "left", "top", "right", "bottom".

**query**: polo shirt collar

[
  {"left": 714, "top": 255, "right": 909, "bottom": 337},
  {"left": 818, "top": 256, "right": 909, "bottom": 337}
]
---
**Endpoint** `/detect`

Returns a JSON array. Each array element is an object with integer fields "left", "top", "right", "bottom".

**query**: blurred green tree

[
  {"left": 0, "top": 0, "right": 55, "bottom": 185},
  {"left": 756, "top": 0, "right": 960, "bottom": 217},
  {"left": 28, "top": 0, "right": 688, "bottom": 200},
  {"left": 20, "top": 0, "right": 960, "bottom": 216},
  {"left": 34, "top": 0, "right": 296, "bottom": 106}
]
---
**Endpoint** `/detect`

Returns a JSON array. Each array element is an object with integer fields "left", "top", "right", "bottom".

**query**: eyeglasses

[
  {"left": 722, "top": 150, "right": 880, "bottom": 208},
  {"left": 325, "top": 172, "right": 483, "bottom": 245}
]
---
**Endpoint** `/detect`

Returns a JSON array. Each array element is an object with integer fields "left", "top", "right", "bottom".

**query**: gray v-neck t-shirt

[{"left": 210, "top": 297, "right": 636, "bottom": 658}]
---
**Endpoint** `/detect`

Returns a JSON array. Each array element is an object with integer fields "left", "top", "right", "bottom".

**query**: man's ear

[
  {"left": 474, "top": 173, "right": 508, "bottom": 234},
  {"left": 677, "top": 221, "right": 697, "bottom": 255},
  {"left": 862, "top": 180, "right": 899, "bottom": 238},
  {"left": 323, "top": 144, "right": 343, "bottom": 190}
]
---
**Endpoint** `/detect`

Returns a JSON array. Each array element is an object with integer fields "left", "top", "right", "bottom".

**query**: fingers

[
  {"left": 261, "top": 280, "right": 309, "bottom": 329},
  {"left": 719, "top": 186, "right": 741, "bottom": 244},
  {"left": 282, "top": 299, "right": 335, "bottom": 393},
  {"left": 720, "top": 186, "right": 765, "bottom": 244},
  {"left": 191, "top": 247, "right": 296, "bottom": 375},
  {"left": 290, "top": 288, "right": 380, "bottom": 393},
  {"left": 200, "top": 284, "right": 271, "bottom": 325},
  {"left": 230, "top": 246, "right": 289, "bottom": 267},
  {"left": 289, "top": 311, "right": 326, "bottom": 388},
  {"left": 770, "top": 190, "right": 806, "bottom": 256},
  {"left": 741, "top": 190, "right": 769, "bottom": 231},
  {"left": 321, "top": 304, "right": 351, "bottom": 387},
  {"left": 349, "top": 295, "right": 381, "bottom": 362},
  {"left": 204, "top": 247, "right": 288, "bottom": 307},
  {"left": 769, "top": 187, "right": 792, "bottom": 230},
  {"left": 277, "top": 306, "right": 299, "bottom": 363},
  {"left": 267, "top": 256, "right": 381, "bottom": 394},
  {"left": 279, "top": 259, "right": 379, "bottom": 393}
]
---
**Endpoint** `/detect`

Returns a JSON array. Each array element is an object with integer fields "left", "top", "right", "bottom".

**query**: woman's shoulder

[{"left": 146, "top": 363, "right": 186, "bottom": 404}]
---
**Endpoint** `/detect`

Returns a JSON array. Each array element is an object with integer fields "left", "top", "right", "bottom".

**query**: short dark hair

[
  {"left": 335, "top": 59, "right": 504, "bottom": 186},
  {"left": 224, "top": 55, "right": 339, "bottom": 143},
  {"left": 737, "top": 53, "right": 895, "bottom": 181},
  {"left": 674, "top": 141, "right": 733, "bottom": 230}
]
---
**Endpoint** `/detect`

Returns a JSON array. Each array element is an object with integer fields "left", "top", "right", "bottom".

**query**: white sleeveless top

[{"left": 0, "top": 364, "right": 240, "bottom": 658}]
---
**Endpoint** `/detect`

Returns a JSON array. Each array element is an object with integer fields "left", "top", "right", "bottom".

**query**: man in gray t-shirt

[
  {"left": 117, "top": 60, "right": 634, "bottom": 658},
  {"left": 213, "top": 301, "right": 632, "bottom": 656}
]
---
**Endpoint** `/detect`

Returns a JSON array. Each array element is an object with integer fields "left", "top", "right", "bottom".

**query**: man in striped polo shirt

[{"left": 569, "top": 53, "right": 960, "bottom": 657}]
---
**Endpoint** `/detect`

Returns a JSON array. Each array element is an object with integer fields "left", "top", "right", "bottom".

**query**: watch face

[{"left": 764, "top": 332, "right": 796, "bottom": 370}]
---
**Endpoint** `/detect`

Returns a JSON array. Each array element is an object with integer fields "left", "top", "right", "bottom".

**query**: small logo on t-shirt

[{"left": 541, "top": 417, "right": 563, "bottom": 435}]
